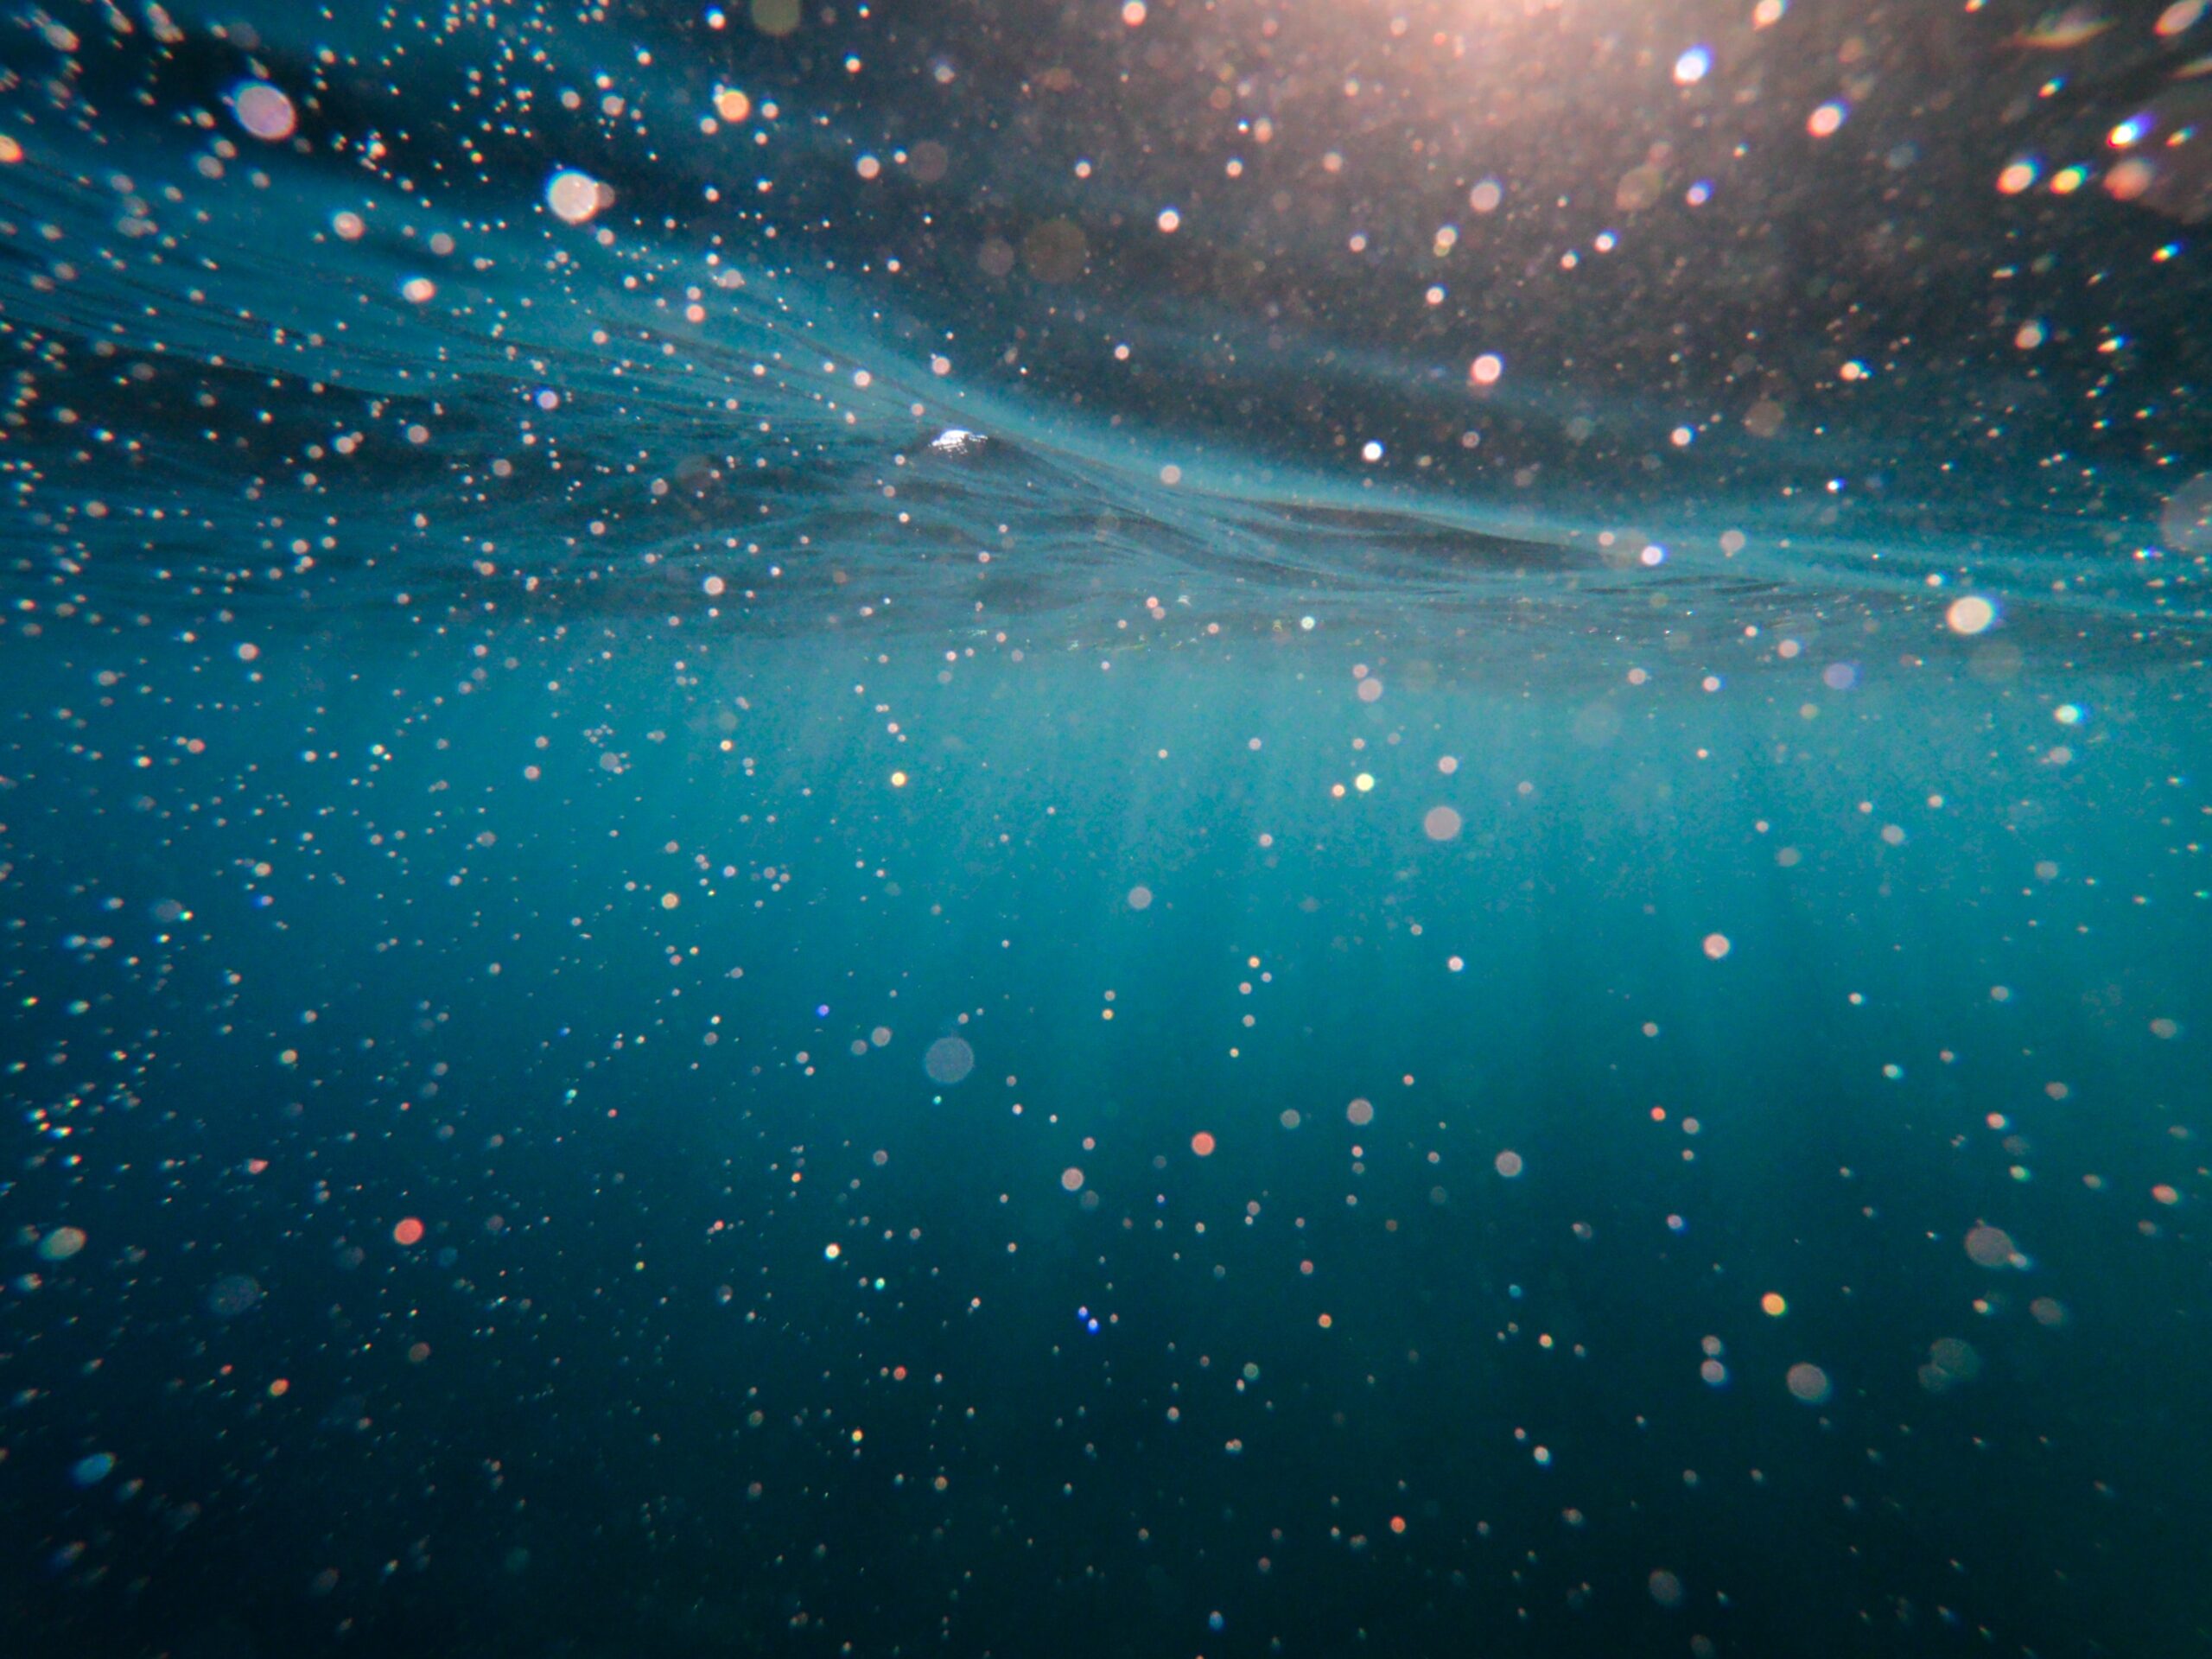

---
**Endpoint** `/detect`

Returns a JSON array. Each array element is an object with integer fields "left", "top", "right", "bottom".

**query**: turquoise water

[{"left": 2, "top": 3, "right": 2209, "bottom": 1656}]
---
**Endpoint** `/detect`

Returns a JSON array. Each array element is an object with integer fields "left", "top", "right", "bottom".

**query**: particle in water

[
  {"left": 37, "top": 1227, "right": 86, "bottom": 1262},
  {"left": 924, "top": 1036, "right": 976, "bottom": 1084},
  {"left": 70, "top": 1453, "right": 116, "bottom": 1488},
  {"left": 2106, "top": 156, "right": 2157, "bottom": 200},
  {"left": 751, "top": 0, "right": 801, "bottom": 35},
  {"left": 1785, "top": 1362, "right": 1833, "bottom": 1403},
  {"left": 1674, "top": 47, "right": 1711, "bottom": 86},
  {"left": 207, "top": 1274, "right": 263, "bottom": 1318},
  {"left": 1963, "top": 1224, "right": 2017, "bottom": 1268},
  {"left": 392, "top": 1217, "right": 425, "bottom": 1246},
  {"left": 1494, "top": 1150, "right": 1524, "bottom": 1178},
  {"left": 1922, "top": 1338, "right": 1982, "bottom": 1392},
  {"left": 1191, "top": 1131, "right": 1217, "bottom": 1157},
  {"left": 232, "top": 82, "right": 297, "bottom": 142},
  {"left": 1946, "top": 595, "right": 1998, "bottom": 635},
  {"left": 546, "top": 169, "right": 609, "bottom": 226},
  {"left": 2015, "top": 6, "right": 2114, "bottom": 48}
]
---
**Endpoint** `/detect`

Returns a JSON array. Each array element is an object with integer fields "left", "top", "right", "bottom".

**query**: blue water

[{"left": 2, "top": 2, "right": 2209, "bottom": 1656}]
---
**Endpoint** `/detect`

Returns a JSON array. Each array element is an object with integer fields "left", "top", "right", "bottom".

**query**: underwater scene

[{"left": 1, "top": 0, "right": 2209, "bottom": 1655}]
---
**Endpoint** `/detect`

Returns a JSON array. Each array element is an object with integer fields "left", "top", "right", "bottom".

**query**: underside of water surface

[{"left": 0, "top": 3, "right": 2209, "bottom": 1657}]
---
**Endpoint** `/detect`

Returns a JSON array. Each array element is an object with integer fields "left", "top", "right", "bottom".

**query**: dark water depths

[{"left": 2, "top": 2, "right": 2209, "bottom": 1656}]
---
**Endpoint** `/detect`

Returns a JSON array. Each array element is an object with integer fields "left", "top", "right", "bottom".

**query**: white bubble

[
  {"left": 232, "top": 82, "right": 297, "bottom": 142},
  {"left": 546, "top": 168, "right": 608, "bottom": 225},
  {"left": 1946, "top": 595, "right": 1997, "bottom": 636}
]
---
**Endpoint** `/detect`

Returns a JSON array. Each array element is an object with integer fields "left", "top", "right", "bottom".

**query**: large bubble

[
  {"left": 2161, "top": 475, "right": 2212, "bottom": 555},
  {"left": 207, "top": 1274, "right": 263, "bottom": 1318},
  {"left": 923, "top": 1036, "right": 975, "bottom": 1085}
]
